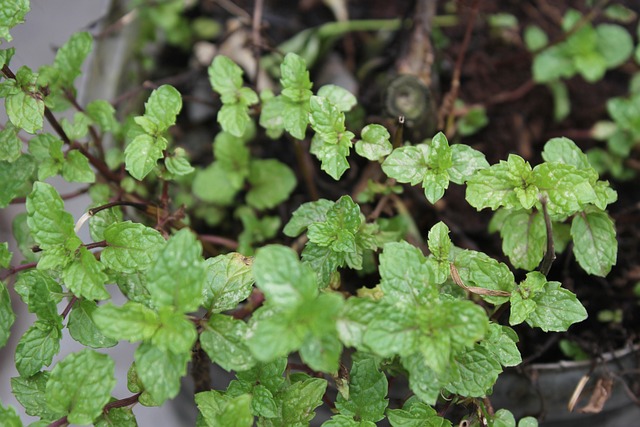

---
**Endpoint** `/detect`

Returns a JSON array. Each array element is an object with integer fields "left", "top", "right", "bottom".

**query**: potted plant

[{"left": 1, "top": 1, "right": 638, "bottom": 426}]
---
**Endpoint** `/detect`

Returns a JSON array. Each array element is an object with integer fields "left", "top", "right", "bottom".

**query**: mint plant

[{"left": 0, "top": 3, "right": 624, "bottom": 426}]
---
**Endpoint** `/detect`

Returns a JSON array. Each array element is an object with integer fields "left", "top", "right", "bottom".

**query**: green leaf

[
  {"left": 15, "top": 318, "right": 63, "bottom": 377},
  {"left": 135, "top": 341, "right": 190, "bottom": 404},
  {"left": 62, "top": 247, "right": 110, "bottom": 300},
  {"left": 196, "top": 391, "right": 253, "bottom": 427},
  {"left": 532, "top": 45, "right": 575, "bottom": 83},
  {"left": 253, "top": 245, "right": 317, "bottom": 307},
  {"left": 283, "top": 198, "right": 334, "bottom": 237},
  {"left": 236, "top": 207, "right": 281, "bottom": 255},
  {"left": 86, "top": 99, "right": 118, "bottom": 133},
  {"left": 364, "top": 306, "right": 419, "bottom": 358},
  {"left": 301, "top": 242, "right": 343, "bottom": 287},
  {"left": 337, "top": 298, "right": 385, "bottom": 350},
  {"left": 448, "top": 144, "right": 489, "bottom": 184},
  {"left": 446, "top": 346, "right": 502, "bottom": 397},
  {"left": 124, "top": 134, "right": 166, "bottom": 181},
  {"left": 202, "top": 252, "right": 254, "bottom": 313},
  {"left": 309, "top": 96, "right": 354, "bottom": 180},
  {"left": 0, "top": 122, "right": 22, "bottom": 162},
  {"left": 401, "top": 353, "right": 445, "bottom": 405},
  {"left": 571, "top": 211, "right": 617, "bottom": 276},
  {"left": 45, "top": 349, "right": 116, "bottom": 425},
  {"left": 52, "top": 31, "right": 93, "bottom": 87},
  {"left": 147, "top": 228, "right": 206, "bottom": 312},
  {"left": 270, "top": 377, "right": 327, "bottom": 426},
  {"left": 209, "top": 55, "right": 245, "bottom": 97},
  {"left": 0, "top": 0, "right": 29, "bottom": 43},
  {"left": 297, "top": 293, "right": 344, "bottom": 372},
  {"left": 0, "top": 242, "right": 11, "bottom": 268},
  {"left": 466, "top": 154, "right": 536, "bottom": 211},
  {"left": 541, "top": 137, "right": 592, "bottom": 170},
  {"left": 548, "top": 80, "right": 570, "bottom": 122},
  {"left": 143, "top": 84, "right": 182, "bottom": 133},
  {"left": 355, "top": 124, "right": 392, "bottom": 161},
  {"left": 28, "top": 133, "right": 64, "bottom": 180},
  {"left": 95, "top": 407, "right": 138, "bottom": 427},
  {"left": 323, "top": 415, "right": 376, "bottom": 427},
  {"left": 524, "top": 25, "right": 548, "bottom": 51},
  {"left": 0, "top": 155, "right": 35, "bottom": 208},
  {"left": 457, "top": 106, "right": 488, "bottom": 136},
  {"left": 317, "top": 84, "right": 357, "bottom": 111},
  {"left": 0, "top": 401, "right": 22, "bottom": 427},
  {"left": 200, "top": 313, "right": 256, "bottom": 371},
  {"left": 165, "top": 150, "right": 195, "bottom": 176},
  {"left": 14, "top": 270, "right": 62, "bottom": 322},
  {"left": 280, "top": 53, "right": 313, "bottom": 102},
  {"left": 92, "top": 301, "right": 161, "bottom": 342},
  {"left": 6, "top": 67, "right": 44, "bottom": 133},
  {"left": 218, "top": 103, "right": 254, "bottom": 138},
  {"left": 26, "top": 182, "right": 78, "bottom": 250},
  {"left": 152, "top": 307, "right": 197, "bottom": 354},
  {"left": 61, "top": 149, "right": 94, "bottom": 183},
  {"left": 479, "top": 324, "right": 521, "bottom": 367},
  {"left": 307, "top": 196, "right": 361, "bottom": 254},
  {"left": 68, "top": 299, "right": 118, "bottom": 348},
  {"left": 193, "top": 162, "right": 241, "bottom": 205},
  {"left": 526, "top": 281, "right": 587, "bottom": 331},
  {"left": 491, "top": 409, "right": 516, "bottom": 427},
  {"left": 11, "top": 372, "right": 63, "bottom": 420},
  {"left": 453, "top": 250, "right": 516, "bottom": 305},
  {"left": 246, "top": 159, "right": 297, "bottom": 210},
  {"left": 596, "top": 24, "right": 633, "bottom": 68},
  {"left": 387, "top": 396, "right": 452, "bottom": 427},
  {"left": 497, "top": 209, "right": 546, "bottom": 270},
  {"left": 533, "top": 163, "right": 597, "bottom": 216},
  {"left": 335, "top": 358, "right": 388, "bottom": 422},
  {"left": 0, "top": 280, "right": 15, "bottom": 348},
  {"left": 379, "top": 241, "right": 437, "bottom": 306},
  {"left": 102, "top": 221, "right": 166, "bottom": 273}
]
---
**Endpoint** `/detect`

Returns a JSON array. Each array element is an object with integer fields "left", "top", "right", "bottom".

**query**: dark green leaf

[
  {"left": 26, "top": 182, "right": 79, "bottom": 250},
  {"left": 526, "top": 281, "right": 587, "bottom": 331},
  {"left": 0, "top": 280, "right": 15, "bottom": 348},
  {"left": 497, "top": 209, "right": 546, "bottom": 270},
  {"left": 0, "top": 155, "right": 35, "bottom": 208},
  {"left": 446, "top": 346, "right": 502, "bottom": 397},
  {"left": 68, "top": 299, "right": 117, "bottom": 348},
  {"left": 335, "top": 358, "right": 388, "bottom": 422},
  {"left": 571, "top": 210, "right": 617, "bottom": 276},
  {"left": 62, "top": 247, "right": 110, "bottom": 300},
  {"left": 11, "top": 372, "right": 63, "bottom": 420},
  {"left": 61, "top": 149, "right": 94, "bottom": 183},
  {"left": 15, "top": 318, "right": 62, "bottom": 377},
  {"left": 14, "top": 269, "right": 62, "bottom": 322}
]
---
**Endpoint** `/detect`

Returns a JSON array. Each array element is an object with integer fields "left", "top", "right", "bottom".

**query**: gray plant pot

[{"left": 490, "top": 345, "right": 640, "bottom": 426}]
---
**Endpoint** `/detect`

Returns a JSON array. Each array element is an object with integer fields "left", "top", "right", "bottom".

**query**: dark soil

[{"left": 146, "top": 0, "right": 640, "bottom": 370}]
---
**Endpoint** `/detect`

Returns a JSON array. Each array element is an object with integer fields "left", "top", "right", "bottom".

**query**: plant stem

[
  {"left": 198, "top": 234, "right": 239, "bottom": 250},
  {"left": 539, "top": 196, "right": 556, "bottom": 276},
  {"left": 0, "top": 261, "right": 38, "bottom": 281},
  {"left": 292, "top": 138, "right": 319, "bottom": 201},
  {"left": 88, "top": 201, "right": 149, "bottom": 216},
  {"left": 60, "top": 296, "right": 78, "bottom": 319}
]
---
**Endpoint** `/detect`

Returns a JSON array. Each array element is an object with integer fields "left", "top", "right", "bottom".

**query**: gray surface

[{"left": 0, "top": 1, "right": 188, "bottom": 425}]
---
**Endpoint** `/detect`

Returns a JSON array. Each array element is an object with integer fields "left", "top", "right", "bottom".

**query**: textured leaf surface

[
  {"left": 247, "top": 159, "right": 297, "bottom": 210},
  {"left": 0, "top": 281, "right": 15, "bottom": 348},
  {"left": 135, "top": 342, "right": 190, "bottom": 404},
  {"left": 62, "top": 247, "right": 110, "bottom": 300},
  {"left": 92, "top": 301, "right": 160, "bottom": 342},
  {"left": 102, "top": 221, "right": 165, "bottom": 273},
  {"left": 68, "top": 299, "right": 118, "bottom": 348},
  {"left": 45, "top": 349, "right": 115, "bottom": 425},
  {"left": 571, "top": 211, "right": 617, "bottom": 276},
  {"left": 15, "top": 319, "right": 62, "bottom": 377},
  {"left": 335, "top": 358, "right": 388, "bottom": 422},
  {"left": 202, "top": 253, "right": 254, "bottom": 312},
  {"left": 200, "top": 314, "right": 256, "bottom": 371}
]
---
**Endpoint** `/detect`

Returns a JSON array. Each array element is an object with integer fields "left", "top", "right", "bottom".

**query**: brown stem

[
  {"left": 60, "top": 296, "right": 77, "bottom": 320},
  {"left": 198, "top": 234, "right": 239, "bottom": 250},
  {"left": 437, "top": 0, "right": 480, "bottom": 133},
  {"left": 292, "top": 138, "right": 319, "bottom": 201},
  {"left": 88, "top": 201, "right": 149, "bottom": 216},
  {"left": 0, "top": 261, "right": 38, "bottom": 281},
  {"left": 251, "top": 0, "right": 265, "bottom": 89},
  {"left": 85, "top": 240, "right": 107, "bottom": 250},
  {"left": 103, "top": 393, "right": 142, "bottom": 411}
]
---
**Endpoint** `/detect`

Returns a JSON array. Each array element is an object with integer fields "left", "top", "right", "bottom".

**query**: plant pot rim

[{"left": 528, "top": 343, "right": 640, "bottom": 371}]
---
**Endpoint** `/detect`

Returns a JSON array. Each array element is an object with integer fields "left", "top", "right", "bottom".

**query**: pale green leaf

[
  {"left": 6, "top": 70, "right": 44, "bottom": 133},
  {"left": 379, "top": 241, "right": 437, "bottom": 306},
  {"left": 218, "top": 103, "right": 253, "bottom": 138},
  {"left": 143, "top": 85, "right": 182, "bottom": 132},
  {"left": 200, "top": 313, "right": 256, "bottom": 371},
  {"left": 52, "top": 31, "right": 92, "bottom": 87},
  {"left": 124, "top": 134, "right": 165, "bottom": 181},
  {"left": 0, "top": 401, "right": 22, "bottom": 427},
  {"left": 317, "top": 84, "right": 356, "bottom": 111},
  {"left": 541, "top": 137, "right": 592, "bottom": 170},
  {"left": 355, "top": 124, "right": 392, "bottom": 161},
  {"left": 0, "top": 122, "right": 21, "bottom": 162},
  {"left": 253, "top": 245, "right": 317, "bottom": 307},
  {"left": 147, "top": 228, "right": 206, "bottom": 312},
  {"left": 571, "top": 211, "right": 617, "bottom": 276},
  {"left": 193, "top": 162, "right": 241, "bottom": 205},
  {"left": 280, "top": 53, "right": 313, "bottom": 102},
  {"left": 0, "top": 0, "right": 29, "bottom": 43},
  {"left": 45, "top": 349, "right": 115, "bottom": 425},
  {"left": 448, "top": 144, "right": 489, "bottom": 185},
  {"left": 387, "top": 396, "right": 452, "bottom": 427},
  {"left": 446, "top": 346, "right": 502, "bottom": 397},
  {"left": 102, "top": 221, "right": 166, "bottom": 273},
  {"left": 202, "top": 252, "right": 254, "bottom": 313},
  {"left": 596, "top": 24, "right": 633, "bottom": 68},
  {"left": 92, "top": 301, "right": 161, "bottom": 342},
  {"left": 14, "top": 270, "right": 62, "bottom": 322},
  {"left": 196, "top": 391, "right": 253, "bottom": 427},
  {"left": 61, "top": 149, "right": 95, "bottom": 183},
  {"left": 247, "top": 159, "right": 297, "bottom": 210},
  {"left": 152, "top": 307, "right": 198, "bottom": 354}
]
